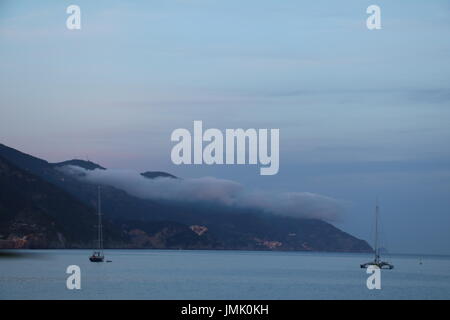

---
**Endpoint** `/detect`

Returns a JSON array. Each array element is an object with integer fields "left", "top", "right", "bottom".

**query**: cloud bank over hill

[{"left": 60, "top": 165, "right": 345, "bottom": 222}]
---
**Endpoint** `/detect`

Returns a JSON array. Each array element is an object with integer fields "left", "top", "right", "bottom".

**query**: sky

[{"left": 1, "top": 0, "right": 450, "bottom": 254}]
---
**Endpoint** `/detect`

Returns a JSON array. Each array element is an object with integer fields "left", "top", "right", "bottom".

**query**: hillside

[
  {"left": 0, "top": 143, "right": 372, "bottom": 252},
  {"left": 0, "top": 155, "right": 125, "bottom": 249}
]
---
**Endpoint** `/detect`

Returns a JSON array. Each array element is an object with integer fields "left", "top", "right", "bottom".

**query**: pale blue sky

[{"left": 1, "top": 0, "right": 450, "bottom": 254}]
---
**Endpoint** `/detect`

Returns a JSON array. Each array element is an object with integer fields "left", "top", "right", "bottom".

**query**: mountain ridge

[
  {"left": 0, "top": 143, "right": 372, "bottom": 252},
  {"left": 53, "top": 159, "right": 106, "bottom": 171}
]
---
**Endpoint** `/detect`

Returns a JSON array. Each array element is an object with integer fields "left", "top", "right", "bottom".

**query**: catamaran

[
  {"left": 360, "top": 201, "right": 394, "bottom": 270},
  {"left": 89, "top": 186, "right": 105, "bottom": 262}
]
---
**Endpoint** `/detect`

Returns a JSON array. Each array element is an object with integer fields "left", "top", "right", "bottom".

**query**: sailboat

[
  {"left": 89, "top": 186, "right": 105, "bottom": 262},
  {"left": 360, "top": 201, "right": 394, "bottom": 270}
]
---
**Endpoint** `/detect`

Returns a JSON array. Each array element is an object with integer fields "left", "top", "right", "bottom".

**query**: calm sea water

[{"left": 0, "top": 250, "right": 449, "bottom": 300}]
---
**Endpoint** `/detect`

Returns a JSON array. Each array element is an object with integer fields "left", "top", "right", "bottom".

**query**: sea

[{"left": 0, "top": 250, "right": 449, "bottom": 300}]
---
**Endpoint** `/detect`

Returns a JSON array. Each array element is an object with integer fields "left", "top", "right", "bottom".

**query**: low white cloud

[{"left": 59, "top": 165, "right": 345, "bottom": 222}]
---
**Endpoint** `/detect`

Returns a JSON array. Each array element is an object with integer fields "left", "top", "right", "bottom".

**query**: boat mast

[
  {"left": 374, "top": 199, "right": 379, "bottom": 263},
  {"left": 98, "top": 186, "right": 103, "bottom": 254}
]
